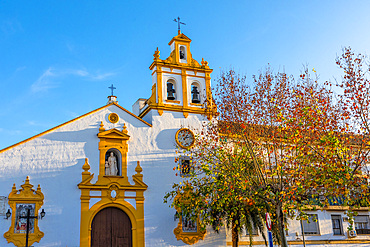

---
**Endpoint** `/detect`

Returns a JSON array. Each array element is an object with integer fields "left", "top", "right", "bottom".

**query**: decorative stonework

[
  {"left": 78, "top": 125, "right": 147, "bottom": 247},
  {"left": 4, "top": 177, "right": 44, "bottom": 247},
  {"left": 174, "top": 216, "right": 206, "bottom": 245},
  {"left": 145, "top": 32, "right": 216, "bottom": 120},
  {"left": 108, "top": 113, "right": 119, "bottom": 123},
  {"left": 173, "top": 190, "right": 206, "bottom": 245}
]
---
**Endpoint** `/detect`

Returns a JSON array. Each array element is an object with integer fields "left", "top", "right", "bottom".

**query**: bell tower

[{"left": 135, "top": 32, "right": 215, "bottom": 119}]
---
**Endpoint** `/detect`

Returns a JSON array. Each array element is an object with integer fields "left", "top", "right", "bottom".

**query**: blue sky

[{"left": 1, "top": 1, "right": 370, "bottom": 149}]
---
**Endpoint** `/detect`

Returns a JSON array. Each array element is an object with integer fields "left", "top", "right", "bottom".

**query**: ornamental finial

[
  {"left": 135, "top": 161, "right": 143, "bottom": 174},
  {"left": 99, "top": 121, "right": 105, "bottom": 132},
  {"left": 154, "top": 47, "right": 160, "bottom": 60}
]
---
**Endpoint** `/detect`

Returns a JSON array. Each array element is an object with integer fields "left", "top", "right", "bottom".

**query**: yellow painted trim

[
  {"left": 168, "top": 33, "right": 192, "bottom": 46},
  {"left": 79, "top": 127, "right": 147, "bottom": 247},
  {"left": 181, "top": 68, "right": 188, "bottom": 118},
  {"left": 97, "top": 128, "right": 130, "bottom": 180},
  {"left": 190, "top": 103, "right": 203, "bottom": 106},
  {"left": 165, "top": 100, "right": 181, "bottom": 104},
  {"left": 175, "top": 128, "right": 195, "bottom": 149},
  {"left": 147, "top": 33, "right": 216, "bottom": 120},
  {"left": 108, "top": 113, "right": 119, "bottom": 123},
  {"left": 173, "top": 190, "right": 206, "bottom": 245},
  {"left": 79, "top": 163, "right": 147, "bottom": 246},
  {"left": 157, "top": 66, "right": 163, "bottom": 106},
  {"left": 4, "top": 177, "right": 45, "bottom": 247},
  {"left": 174, "top": 215, "right": 206, "bottom": 245},
  {"left": 228, "top": 239, "right": 370, "bottom": 245},
  {"left": 138, "top": 103, "right": 216, "bottom": 120},
  {"left": 0, "top": 103, "right": 151, "bottom": 154},
  {"left": 303, "top": 205, "right": 370, "bottom": 211},
  {"left": 150, "top": 69, "right": 211, "bottom": 79}
]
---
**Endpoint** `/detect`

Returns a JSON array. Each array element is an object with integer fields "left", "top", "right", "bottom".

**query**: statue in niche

[{"left": 105, "top": 152, "right": 118, "bottom": 176}]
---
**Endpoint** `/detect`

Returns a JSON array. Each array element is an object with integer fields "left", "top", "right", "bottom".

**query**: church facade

[{"left": 0, "top": 32, "right": 370, "bottom": 247}]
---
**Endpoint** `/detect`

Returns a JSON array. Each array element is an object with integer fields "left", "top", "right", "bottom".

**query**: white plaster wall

[
  {"left": 0, "top": 104, "right": 151, "bottom": 247},
  {"left": 137, "top": 110, "right": 226, "bottom": 246},
  {"left": 0, "top": 104, "right": 228, "bottom": 247},
  {"left": 1, "top": 101, "right": 368, "bottom": 246}
]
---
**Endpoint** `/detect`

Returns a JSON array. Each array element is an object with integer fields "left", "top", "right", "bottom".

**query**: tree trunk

[
  {"left": 276, "top": 203, "right": 288, "bottom": 247},
  {"left": 232, "top": 221, "right": 239, "bottom": 247}
]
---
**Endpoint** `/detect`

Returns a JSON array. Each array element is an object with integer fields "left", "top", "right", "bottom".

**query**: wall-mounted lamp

[
  {"left": 5, "top": 209, "right": 11, "bottom": 220},
  {"left": 40, "top": 209, "right": 46, "bottom": 219}
]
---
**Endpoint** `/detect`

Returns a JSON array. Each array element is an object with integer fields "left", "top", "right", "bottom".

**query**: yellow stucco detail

[
  {"left": 229, "top": 239, "right": 370, "bottom": 246},
  {"left": 157, "top": 66, "right": 163, "bottom": 106},
  {"left": 181, "top": 68, "right": 189, "bottom": 118},
  {"left": 78, "top": 126, "right": 147, "bottom": 247},
  {"left": 173, "top": 189, "right": 206, "bottom": 245},
  {"left": 145, "top": 33, "right": 217, "bottom": 120},
  {"left": 108, "top": 112, "right": 119, "bottom": 123},
  {"left": 174, "top": 215, "right": 206, "bottom": 245},
  {"left": 4, "top": 177, "right": 45, "bottom": 247},
  {"left": 175, "top": 128, "right": 195, "bottom": 149}
]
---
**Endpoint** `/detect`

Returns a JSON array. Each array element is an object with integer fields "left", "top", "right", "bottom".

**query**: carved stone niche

[
  {"left": 4, "top": 176, "right": 44, "bottom": 247},
  {"left": 97, "top": 122, "right": 130, "bottom": 184}
]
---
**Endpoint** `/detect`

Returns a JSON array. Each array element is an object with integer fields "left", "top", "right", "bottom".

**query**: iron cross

[
  {"left": 173, "top": 17, "right": 186, "bottom": 33},
  {"left": 109, "top": 84, "right": 116, "bottom": 96}
]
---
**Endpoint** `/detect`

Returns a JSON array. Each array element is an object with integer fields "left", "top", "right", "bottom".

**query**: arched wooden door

[{"left": 91, "top": 207, "right": 132, "bottom": 247}]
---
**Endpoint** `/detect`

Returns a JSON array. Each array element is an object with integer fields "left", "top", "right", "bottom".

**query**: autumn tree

[
  {"left": 165, "top": 48, "right": 370, "bottom": 247},
  {"left": 164, "top": 141, "right": 271, "bottom": 247},
  {"left": 335, "top": 47, "right": 370, "bottom": 179}
]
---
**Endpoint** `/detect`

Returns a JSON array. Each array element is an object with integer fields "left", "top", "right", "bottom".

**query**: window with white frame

[
  {"left": 302, "top": 214, "right": 320, "bottom": 235},
  {"left": 331, "top": 215, "right": 343, "bottom": 235},
  {"left": 355, "top": 215, "right": 370, "bottom": 234}
]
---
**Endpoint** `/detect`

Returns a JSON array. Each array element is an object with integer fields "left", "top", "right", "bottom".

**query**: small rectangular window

[
  {"left": 302, "top": 214, "right": 320, "bottom": 235},
  {"left": 355, "top": 215, "right": 370, "bottom": 235},
  {"left": 331, "top": 215, "right": 343, "bottom": 235},
  {"left": 179, "top": 157, "right": 191, "bottom": 176}
]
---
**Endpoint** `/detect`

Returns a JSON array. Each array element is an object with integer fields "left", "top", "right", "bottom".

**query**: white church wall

[
  {"left": 0, "top": 104, "right": 152, "bottom": 247},
  {"left": 0, "top": 103, "right": 227, "bottom": 246},
  {"left": 134, "top": 110, "right": 227, "bottom": 246}
]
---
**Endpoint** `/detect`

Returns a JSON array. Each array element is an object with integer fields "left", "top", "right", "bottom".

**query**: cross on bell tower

[{"left": 173, "top": 17, "right": 186, "bottom": 34}]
